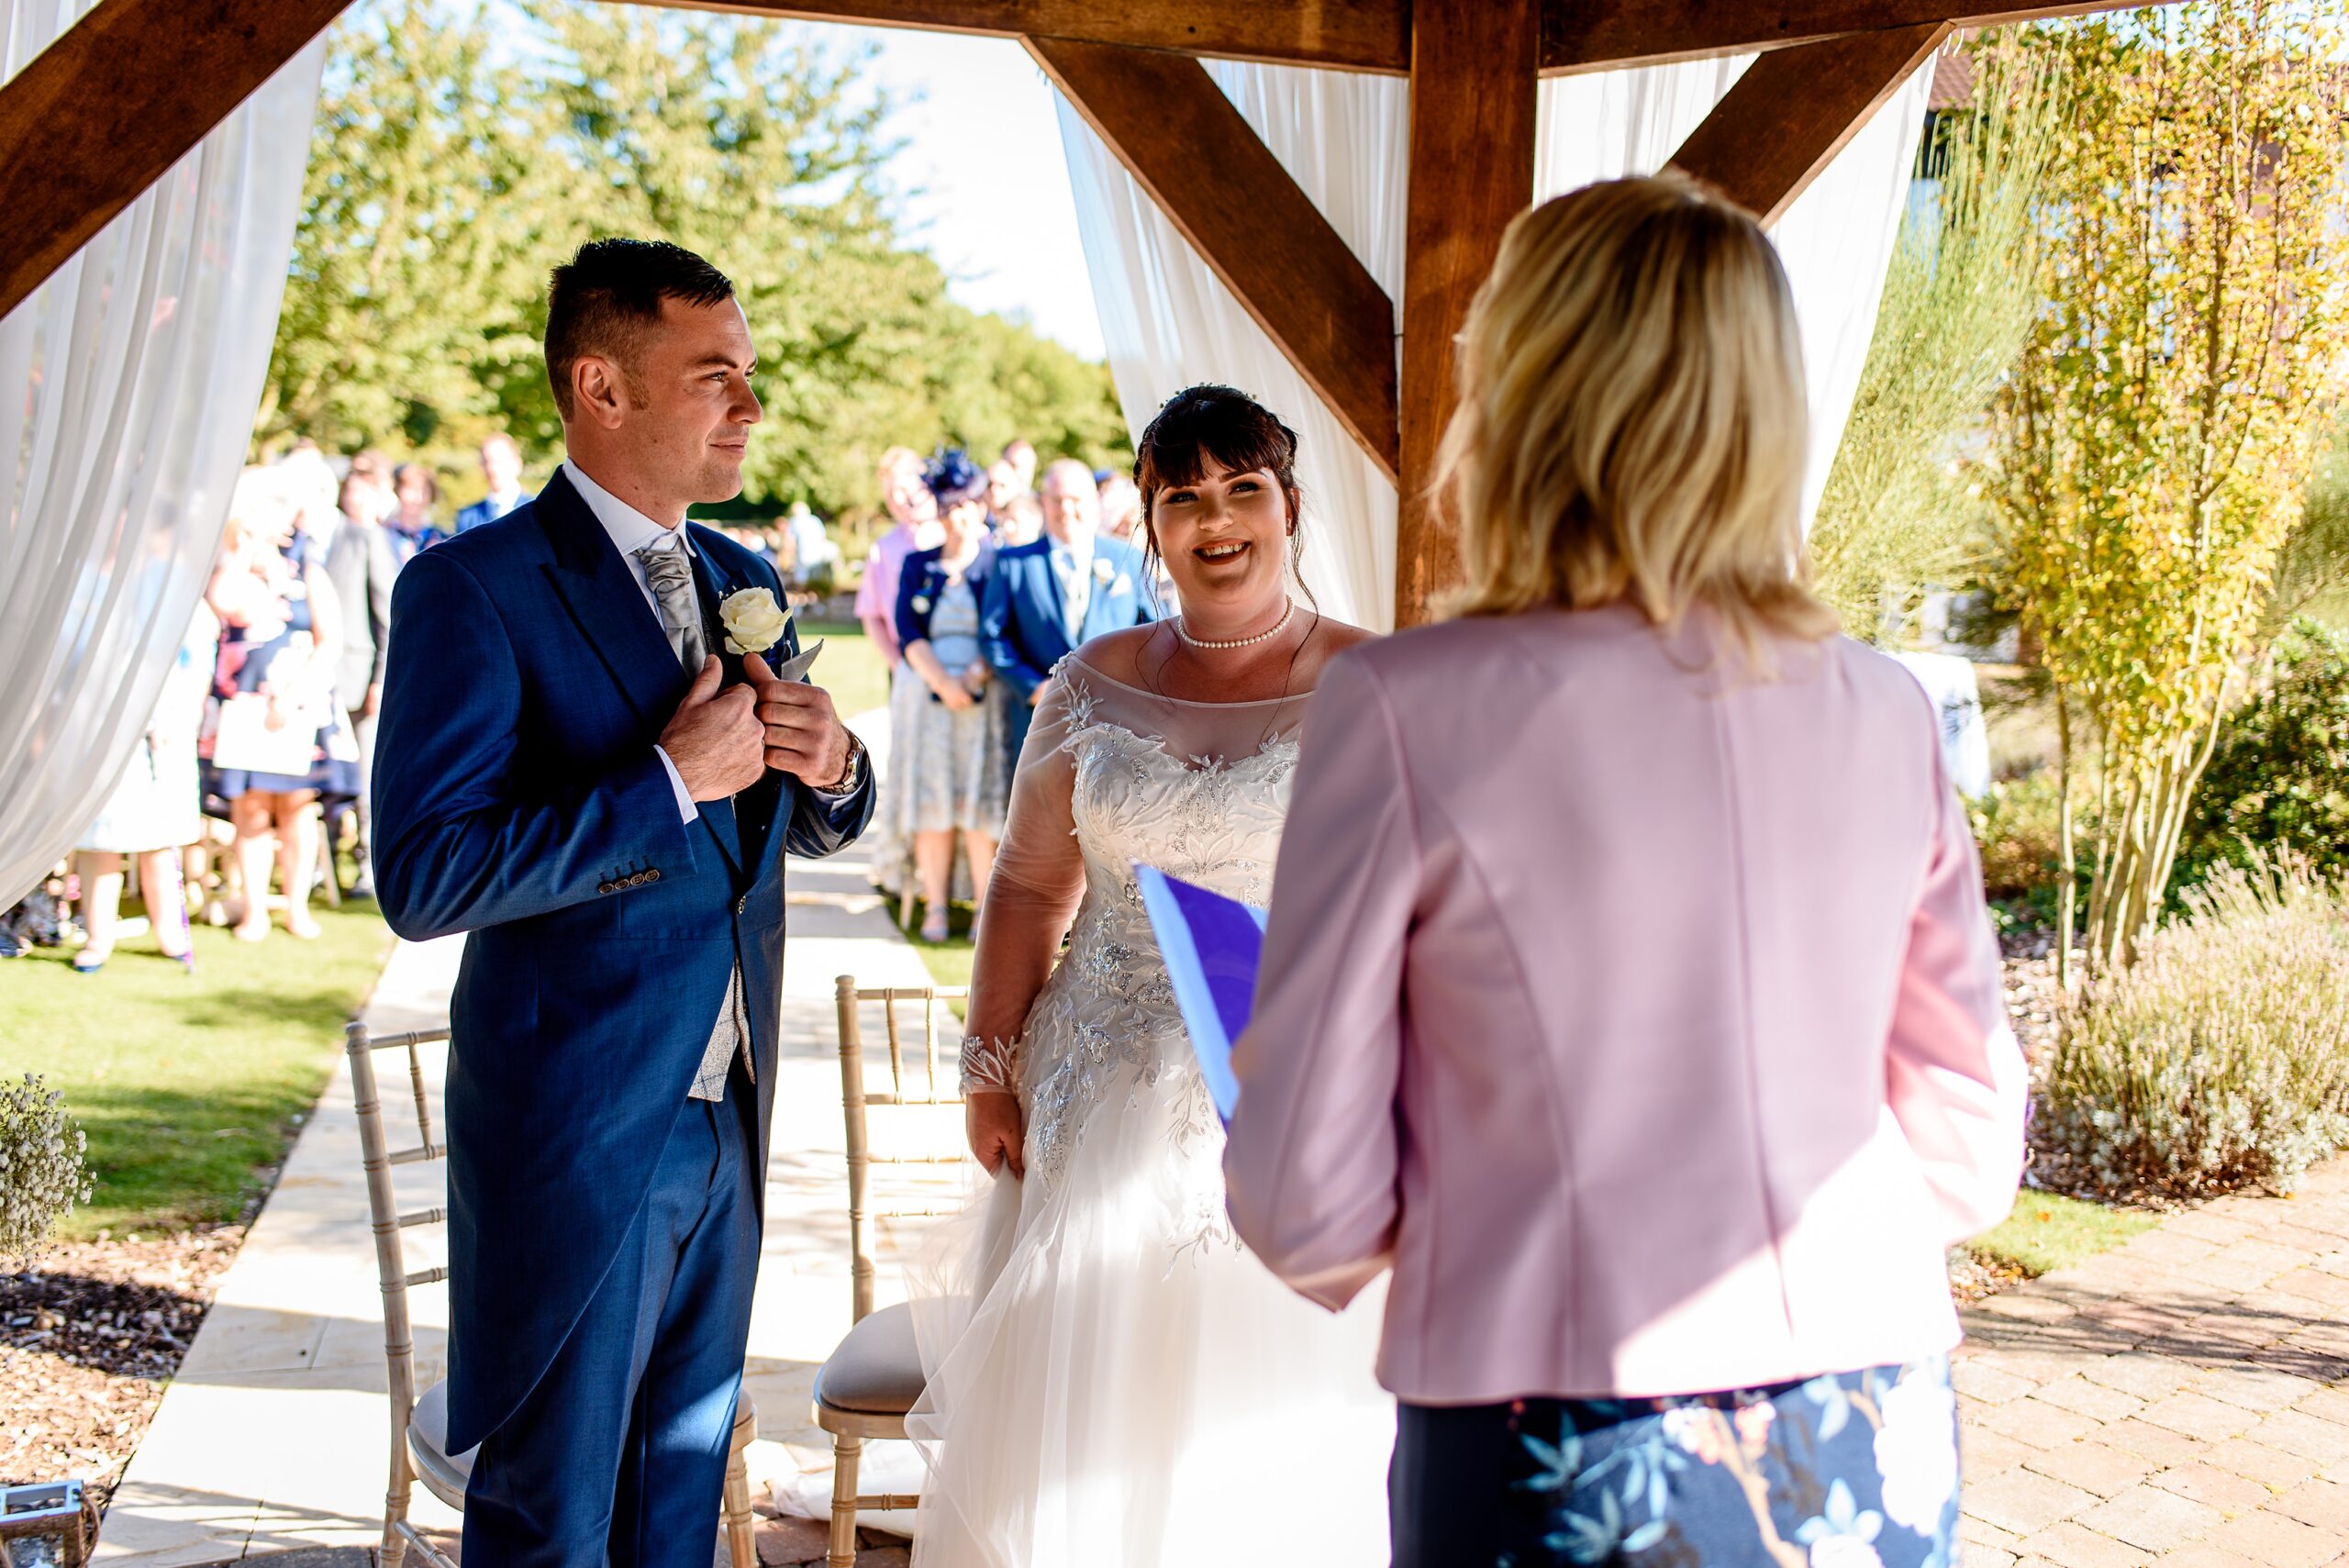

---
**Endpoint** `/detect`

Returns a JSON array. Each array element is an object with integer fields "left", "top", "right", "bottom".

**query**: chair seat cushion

[
  {"left": 409, "top": 1379, "right": 478, "bottom": 1507},
  {"left": 814, "top": 1302, "right": 925, "bottom": 1416}
]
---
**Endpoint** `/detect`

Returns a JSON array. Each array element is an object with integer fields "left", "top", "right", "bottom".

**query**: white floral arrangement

[
  {"left": 0, "top": 1073, "right": 92, "bottom": 1267},
  {"left": 719, "top": 587, "right": 790, "bottom": 655}
]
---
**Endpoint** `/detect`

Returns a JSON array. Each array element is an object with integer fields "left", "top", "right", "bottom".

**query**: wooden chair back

[
  {"left": 830, "top": 976, "right": 969, "bottom": 1323},
  {"left": 346, "top": 1021, "right": 451, "bottom": 1568}
]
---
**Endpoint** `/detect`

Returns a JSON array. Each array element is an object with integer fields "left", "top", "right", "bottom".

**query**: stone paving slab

[{"left": 1958, "top": 1158, "right": 2349, "bottom": 1566}]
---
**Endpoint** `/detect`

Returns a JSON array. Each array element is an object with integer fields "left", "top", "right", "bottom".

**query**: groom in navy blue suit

[
  {"left": 372, "top": 240, "right": 874, "bottom": 1567},
  {"left": 981, "top": 457, "right": 1159, "bottom": 771}
]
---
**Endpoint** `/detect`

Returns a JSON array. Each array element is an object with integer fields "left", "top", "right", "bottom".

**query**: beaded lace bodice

[{"left": 995, "top": 662, "right": 1308, "bottom": 1195}]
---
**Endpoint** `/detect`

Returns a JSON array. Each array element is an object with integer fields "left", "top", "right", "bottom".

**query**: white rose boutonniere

[
  {"left": 1093, "top": 557, "right": 1117, "bottom": 586},
  {"left": 1111, "top": 573, "right": 1133, "bottom": 596},
  {"left": 719, "top": 587, "right": 790, "bottom": 655}
]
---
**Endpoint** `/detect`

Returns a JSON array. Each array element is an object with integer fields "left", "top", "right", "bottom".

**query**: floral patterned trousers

[{"left": 1390, "top": 1356, "right": 1960, "bottom": 1568}]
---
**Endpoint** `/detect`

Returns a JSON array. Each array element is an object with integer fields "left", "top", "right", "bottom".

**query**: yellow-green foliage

[
  {"left": 1989, "top": 3, "right": 2349, "bottom": 971},
  {"left": 2038, "top": 859, "right": 2349, "bottom": 1200}
]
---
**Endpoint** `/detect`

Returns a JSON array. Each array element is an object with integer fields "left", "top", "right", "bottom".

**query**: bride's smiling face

[{"left": 1149, "top": 457, "right": 1294, "bottom": 620}]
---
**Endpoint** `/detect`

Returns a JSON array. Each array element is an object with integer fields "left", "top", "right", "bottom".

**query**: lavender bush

[
  {"left": 2038, "top": 858, "right": 2349, "bottom": 1201},
  {"left": 0, "top": 1074, "right": 91, "bottom": 1265}
]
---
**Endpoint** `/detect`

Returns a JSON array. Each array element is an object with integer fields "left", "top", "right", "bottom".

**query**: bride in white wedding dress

[{"left": 904, "top": 388, "right": 1395, "bottom": 1567}]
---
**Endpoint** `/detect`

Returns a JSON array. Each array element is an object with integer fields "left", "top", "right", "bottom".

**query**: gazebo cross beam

[{"left": 0, "top": 0, "right": 2154, "bottom": 627}]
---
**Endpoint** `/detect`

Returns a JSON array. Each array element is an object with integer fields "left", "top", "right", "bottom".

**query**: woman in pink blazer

[{"left": 1223, "top": 175, "right": 2027, "bottom": 1568}]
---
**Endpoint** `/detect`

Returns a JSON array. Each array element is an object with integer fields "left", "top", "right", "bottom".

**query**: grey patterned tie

[
  {"left": 637, "top": 540, "right": 707, "bottom": 672},
  {"left": 636, "top": 539, "right": 747, "bottom": 1103}
]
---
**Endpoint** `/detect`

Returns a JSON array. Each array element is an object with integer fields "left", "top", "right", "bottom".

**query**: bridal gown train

[{"left": 905, "top": 658, "right": 1394, "bottom": 1568}]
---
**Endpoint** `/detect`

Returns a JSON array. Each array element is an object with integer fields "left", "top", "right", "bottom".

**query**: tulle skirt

[{"left": 905, "top": 1036, "right": 1395, "bottom": 1568}]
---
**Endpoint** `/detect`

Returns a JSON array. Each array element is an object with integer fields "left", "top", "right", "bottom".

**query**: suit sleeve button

[
  {"left": 597, "top": 882, "right": 614, "bottom": 894},
  {"left": 647, "top": 869, "right": 661, "bottom": 883}
]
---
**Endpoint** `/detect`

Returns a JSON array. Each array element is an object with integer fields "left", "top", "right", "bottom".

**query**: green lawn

[
  {"left": 0, "top": 906, "right": 393, "bottom": 1238},
  {"left": 1970, "top": 1188, "right": 2154, "bottom": 1279},
  {"left": 804, "top": 617, "right": 890, "bottom": 721}
]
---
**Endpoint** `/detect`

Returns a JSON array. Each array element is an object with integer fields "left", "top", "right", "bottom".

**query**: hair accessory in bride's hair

[{"left": 959, "top": 1034, "right": 1021, "bottom": 1094}]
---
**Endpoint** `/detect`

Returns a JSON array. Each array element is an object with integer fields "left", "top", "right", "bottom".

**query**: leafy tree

[
  {"left": 1809, "top": 33, "right": 2065, "bottom": 637},
  {"left": 260, "top": 0, "right": 1126, "bottom": 515},
  {"left": 261, "top": 0, "right": 551, "bottom": 451},
  {"left": 1987, "top": 2, "right": 2349, "bottom": 977}
]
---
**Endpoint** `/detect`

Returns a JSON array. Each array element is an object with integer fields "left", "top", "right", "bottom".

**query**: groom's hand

[
  {"left": 744, "top": 652, "right": 852, "bottom": 786},
  {"left": 658, "top": 656, "right": 765, "bottom": 800}
]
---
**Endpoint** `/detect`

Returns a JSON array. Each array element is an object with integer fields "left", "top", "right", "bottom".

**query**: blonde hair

[{"left": 1436, "top": 174, "right": 1834, "bottom": 655}]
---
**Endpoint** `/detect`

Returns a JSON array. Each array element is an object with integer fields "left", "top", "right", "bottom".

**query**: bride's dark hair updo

[{"left": 1132, "top": 384, "right": 1304, "bottom": 536}]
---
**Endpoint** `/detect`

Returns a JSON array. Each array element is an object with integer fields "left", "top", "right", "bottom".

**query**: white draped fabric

[
  {"left": 1054, "top": 65, "right": 1406, "bottom": 631},
  {"left": 0, "top": 1, "right": 327, "bottom": 905},
  {"left": 1053, "top": 55, "right": 1933, "bottom": 632}
]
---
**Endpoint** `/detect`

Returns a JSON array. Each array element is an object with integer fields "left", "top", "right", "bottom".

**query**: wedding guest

[
  {"left": 985, "top": 458, "right": 1027, "bottom": 528},
  {"left": 454, "top": 431, "right": 529, "bottom": 532},
  {"left": 72, "top": 600, "right": 218, "bottom": 973},
  {"left": 854, "top": 446, "right": 937, "bottom": 667},
  {"left": 204, "top": 469, "right": 360, "bottom": 941},
  {"left": 386, "top": 462, "right": 448, "bottom": 562},
  {"left": 1002, "top": 436, "right": 1037, "bottom": 494},
  {"left": 1224, "top": 175, "right": 2027, "bottom": 1568},
  {"left": 888, "top": 450, "right": 1007, "bottom": 941},
  {"left": 785, "top": 500, "right": 838, "bottom": 586},
  {"left": 998, "top": 492, "right": 1043, "bottom": 548},
  {"left": 326, "top": 468, "right": 400, "bottom": 900},
  {"left": 981, "top": 458, "right": 1157, "bottom": 777},
  {"left": 1097, "top": 473, "right": 1141, "bottom": 541}
]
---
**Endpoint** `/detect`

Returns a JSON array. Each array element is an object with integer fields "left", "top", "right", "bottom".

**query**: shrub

[
  {"left": 2035, "top": 859, "right": 2349, "bottom": 1202},
  {"left": 0, "top": 1073, "right": 91, "bottom": 1265},
  {"left": 2178, "top": 617, "right": 2349, "bottom": 885},
  {"left": 1972, "top": 771, "right": 2095, "bottom": 922}
]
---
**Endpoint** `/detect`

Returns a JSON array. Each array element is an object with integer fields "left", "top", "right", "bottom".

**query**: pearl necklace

[{"left": 1173, "top": 599, "right": 1296, "bottom": 651}]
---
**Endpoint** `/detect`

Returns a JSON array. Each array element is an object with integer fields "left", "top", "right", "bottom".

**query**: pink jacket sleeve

[
  {"left": 1223, "top": 652, "right": 1416, "bottom": 1309},
  {"left": 1888, "top": 744, "right": 2030, "bottom": 1246}
]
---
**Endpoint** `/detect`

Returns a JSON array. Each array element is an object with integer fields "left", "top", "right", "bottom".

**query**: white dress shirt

[{"left": 563, "top": 460, "right": 704, "bottom": 824}]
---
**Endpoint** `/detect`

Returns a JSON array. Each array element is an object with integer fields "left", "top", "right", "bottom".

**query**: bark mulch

[{"left": 0, "top": 1226, "right": 241, "bottom": 1513}]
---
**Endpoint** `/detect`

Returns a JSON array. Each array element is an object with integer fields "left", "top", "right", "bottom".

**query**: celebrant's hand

[
  {"left": 935, "top": 680, "right": 976, "bottom": 712},
  {"left": 659, "top": 656, "right": 764, "bottom": 800},
  {"left": 744, "top": 651, "right": 852, "bottom": 784},
  {"left": 966, "top": 1092, "right": 1026, "bottom": 1179}
]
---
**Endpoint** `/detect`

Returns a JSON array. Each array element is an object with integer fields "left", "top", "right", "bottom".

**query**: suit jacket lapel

[{"left": 538, "top": 470, "right": 691, "bottom": 728}]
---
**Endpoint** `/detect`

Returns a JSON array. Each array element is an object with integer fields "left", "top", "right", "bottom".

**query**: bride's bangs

[{"left": 1134, "top": 384, "right": 1300, "bottom": 517}]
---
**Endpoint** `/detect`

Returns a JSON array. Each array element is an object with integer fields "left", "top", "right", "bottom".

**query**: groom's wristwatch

[{"left": 814, "top": 732, "right": 865, "bottom": 795}]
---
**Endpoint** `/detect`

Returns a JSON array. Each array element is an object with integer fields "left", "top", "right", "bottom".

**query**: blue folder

[{"left": 1133, "top": 864, "right": 1266, "bottom": 1123}]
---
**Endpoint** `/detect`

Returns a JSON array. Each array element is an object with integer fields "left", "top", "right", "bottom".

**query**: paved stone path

[{"left": 1957, "top": 1158, "right": 2349, "bottom": 1567}]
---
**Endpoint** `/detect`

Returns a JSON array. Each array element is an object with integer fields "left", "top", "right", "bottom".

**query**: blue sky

[{"left": 829, "top": 26, "right": 1107, "bottom": 360}]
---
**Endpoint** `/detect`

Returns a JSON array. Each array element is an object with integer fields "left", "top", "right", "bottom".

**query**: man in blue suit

[
  {"left": 372, "top": 239, "right": 873, "bottom": 1568},
  {"left": 981, "top": 457, "right": 1159, "bottom": 770}
]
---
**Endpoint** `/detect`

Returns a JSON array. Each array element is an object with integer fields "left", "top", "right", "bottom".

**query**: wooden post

[
  {"left": 0, "top": 0, "right": 351, "bottom": 323},
  {"left": 1393, "top": 0, "right": 1541, "bottom": 628}
]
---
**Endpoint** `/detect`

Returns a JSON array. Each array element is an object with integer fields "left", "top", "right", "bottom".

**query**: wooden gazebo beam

[
  {"left": 0, "top": 0, "right": 348, "bottom": 325},
  {"left": 657, "top": 0, "right": 1411, "bottom": 72},
  {"left": 1665, "top": 21, "right": 1951, "bottom": 226},
  {"left": 1539, "top": 0, "right": 2132, "bottom": 73},
  {"left": 1027, "top": 37, "right": 1400, "bottom": 482}
]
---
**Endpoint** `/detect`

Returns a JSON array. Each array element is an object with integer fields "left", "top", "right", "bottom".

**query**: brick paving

[{"left": 1958, "top": 1157, "right": 2349, "bottom": 1566}]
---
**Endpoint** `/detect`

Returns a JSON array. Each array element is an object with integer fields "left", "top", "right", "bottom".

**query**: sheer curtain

[
  {"left": 1537, "top": 58, "right": 1933, "bottom": 528},
  {"left": 1053, "top": 52, "right": 1932, "bottom": 631},
  {"left": 0, "top": 0, "right": 326, "bottom": 905},
  {"left": 1054, "top": 64, "right": 1406, "bottom": 631}
]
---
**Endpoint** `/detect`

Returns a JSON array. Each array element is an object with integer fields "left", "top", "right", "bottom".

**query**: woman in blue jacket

[{"left": 891, "top": 450, "right": 1009, "bottom": 940}]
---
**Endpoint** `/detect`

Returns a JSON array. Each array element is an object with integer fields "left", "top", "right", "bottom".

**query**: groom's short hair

[{"left": 545, "top": 239, "right": 736, "bottom": 421}]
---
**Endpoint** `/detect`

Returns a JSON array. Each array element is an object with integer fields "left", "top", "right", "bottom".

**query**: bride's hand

[{"left": 966, "top": 1091, "right": 1026, "bottom": 1180}]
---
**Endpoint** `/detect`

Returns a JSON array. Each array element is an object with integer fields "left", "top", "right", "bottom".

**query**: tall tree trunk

[{"left": 2056, "top": 689, "right": 2076, "bottom": 992}]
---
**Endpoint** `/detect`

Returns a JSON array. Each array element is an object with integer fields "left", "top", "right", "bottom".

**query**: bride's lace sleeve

[{"left": 962, "top": 672, "right": 1089, "bottom": 1090}]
